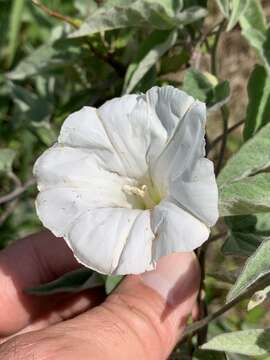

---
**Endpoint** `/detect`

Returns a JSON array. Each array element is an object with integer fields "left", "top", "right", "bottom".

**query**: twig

[
  {"left": 31, "top": 0, "right": 80, "bottom": 29},
  {"left": 0, "top": 177, "right": 36, "bottom": 205},
  {"left": 215, "top": 105, "right": 229, "bottom": 175},
  {"left": 194, "top": 19, "right": 227, "bottom": 346},
  {"left": 208, "top": 231, "right": 228, "bottom": 243},
  {"left": 197, "top": 244, "right": 208, "bottom": 345},
  {"left": 8, "top": 171, "right": 22, "bottom": 188},
  {"left": 32, "top": 0, "right": 125, "bottom": 76},
  {"left": 209, "top": 119, "right": 245, "bottom": 152},
  {"left": 210, "top": 20, "right": 226, "bottom": 76},
  {"left": 87, "top": 41, "right": 125, "bottom": 77},
  {"left": 0, "top": 200, "right": 18, "bottom": 226},
  {"left": 183, "top": 273, "right": 270, "bottom": 341}
]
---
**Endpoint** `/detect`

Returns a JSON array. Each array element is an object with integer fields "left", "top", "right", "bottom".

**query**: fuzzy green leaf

[
  {"left": 227, "top": 239, "right": 270, "bottom": 302},
  {"left": 105, "top": 275, "right": 124, "bottom": 294},
  {"left": 243, "top": 64, "right": 270, "bottom": 141},
  {"left": 6, "top": 0, "right": 25, "bottom": 67},
  {"left": 70, "top": 1, "right": 207, "bottom": 38},
  {"left": 26, "top": 268, "right": 103, "bottom": 295},
  {"left": 183, "top": 69, "right": 230, "bottom": 109},
  {"left": 215, "top": 0, "right": 230, "bottom": 18},
  {"left": 201, "top": 329, "right": 270, "bottom": 356},
  {"left": 227, "top": 0, "right": 248, "bottom": 31},
  {"left": 218, "top": 122, "right": 270, "bottom": 187},
  {"left": 123, "top": 30, "right": 177, "bottom": 94},
  {"left": 219, "top": 174, "right": 270, "bottom": 216},
  {"left": 0, "top": 149, "right": 16, "bottom": 174}
]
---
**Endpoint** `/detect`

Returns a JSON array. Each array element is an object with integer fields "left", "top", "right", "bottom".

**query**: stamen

[
  {"left": 122, "top": 184, "right": 156, "bottom": 209},
  {"left": 122, "top": 184, "right": 145, "bottom": 198}
]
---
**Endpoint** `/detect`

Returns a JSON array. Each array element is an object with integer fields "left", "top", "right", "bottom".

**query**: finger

[
  {"left": 0, "top": 287, "right": 105, "bottom": 345},
  {"left": 0, "top": 252, "right": 200, "bottom": 360},
  {"left": 0, "top": 230, "right": 105, "bottom": 336}
]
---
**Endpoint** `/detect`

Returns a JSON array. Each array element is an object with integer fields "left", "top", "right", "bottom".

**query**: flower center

[{"left": 122, "top": 183, "right": 160, "bottom": 209}]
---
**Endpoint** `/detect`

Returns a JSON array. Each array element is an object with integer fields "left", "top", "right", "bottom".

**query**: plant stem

[
  {"left": 209, "top": 119, "right": 245, "bottom": 152},
  {"left": 0, "top": 177, "right": 35, "bottom": 205},
  {"left": 195, "top": 19, "right": 227, "bottom": 346},
  {"left": 210, "top": 20, "right": 226, "bottom": 76},
  {"left": 31, "top": 0, "right": 81, "bottom": 29},
  {"left": 183, "top": 273, "right": 270, "bottom": 341},
  {"left": 216, "top": 105, "right": 229, "bottom": 175},
  {"left": 0, "top": 200, "right": 18, "bottom": 226}
]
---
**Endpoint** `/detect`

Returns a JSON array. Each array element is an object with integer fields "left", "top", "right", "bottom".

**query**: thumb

[
  {"left": 103, "top": 251, "right": 200, "bottom": 359},
  {"left": 0, "top": 252, "right": 200, "bottom": 360}
]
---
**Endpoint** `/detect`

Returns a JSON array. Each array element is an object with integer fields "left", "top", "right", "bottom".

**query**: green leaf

[
  {"left": 70, "top": 1, "right": 207, "bottom": 38},
  {"left": 7, "top": 42, "right": 81, "bottom": 80},
  {"left": 219, "top": 174, "right": 270, "bottom": 216},
  {"left": 7, "top": 44, "right": 58, "bottom": 80},
  {"left": 239, "top": 0, "right": 269, "bottom": 74},
  {"left": 0, "top": 148, "right": 16, "bottom": 174},
  {"left": 218, "top": 122, "right": 270, "bottom": 187},
  {"left": 6, "top": 0, "right": 25, "bottom": 67},
  {"left": 222, "top": 232, "right": 263, "bottom": 257},
  {"left": 244, "top": 28, "right": 270, "bottom": 79},
  {"left": 215, "top": 0, "right": 230, "bottom": 18},
  {"left": 182, "top": 69, "right": 230, "bottom": 110},
  {"left": 227, "top": 0, "right": 248, "bottom": 32},
  {"left": 105, "top": 275, "right": 124, "bottom": 294},
  {"left": 31, "top": 122, "right": 57, "bottom": 146},
  {"left": 247, "top": 284, "right": 270, "bottom": 311},
  {"left": 227, "top": 239, "right": 270, "bottom": 302},
  {"left": 243, "top": 65, "right": 270, "bottom": 141},
  {"left": 123, "top": 30, "right": 177, "bottom": 94},
  {"left": 26, "top": 268, "right": 104, "bottom": 295},
  {"left": 222, "top": 213, "right": 270, "bottom": 257},
  {"left": 239, "top": 0, "right": 267, "bottom": 35},
  {"left": 201, "top": 329, "right": 270, "bottom": 356},
  {"left": 9, "top": 82, "right": 53, "bottom": 123},
  {"left": 194, "top": 349, "right": 228, "bottom": 360}
]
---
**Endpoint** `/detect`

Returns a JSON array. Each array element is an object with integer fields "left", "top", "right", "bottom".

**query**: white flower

[{"left": 33, "top": 86, "right": 218, "bottom": 275}]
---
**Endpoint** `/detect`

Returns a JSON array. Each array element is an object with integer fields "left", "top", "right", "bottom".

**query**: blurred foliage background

[{"left": 1, "top": 0, "right": 270, "bottom": 359}]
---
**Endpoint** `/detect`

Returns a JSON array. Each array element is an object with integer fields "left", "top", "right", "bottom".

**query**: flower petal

[
  {"left": 170, "top": 158, "right": 219, "bottom": 226},
  {"left": 150, "top": 99, "right": 206, "bottom": 192},
  {"left": 58, "top": 106, "right": 125, "bottom": 175},
  {"left": 148, "top": 94, "right": 218, "bottom": 226},
  {"left": 36, "top": 188, "right": 94, "bottom": 237},
  {"left": 151, "top": 199, "right": 210, "bottom": 262},
  {"left": 145, "top": 86, "right": 195, "bottom": 138},
  {"left": 98, "top": 94, "right": 166, "bottom": 179},
  {"left": 33, "top": 145, "right": 132, "bottom": 203},
  {"left": 66, "top": 208, "right": 153, "bottom": 275},
  {"left": 116, "top": 210, "right": 155, "bottom": 274}
]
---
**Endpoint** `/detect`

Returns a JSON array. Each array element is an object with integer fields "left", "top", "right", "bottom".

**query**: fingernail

[{"left": 140, "top": 252, "right": 199, "bottom": 306}]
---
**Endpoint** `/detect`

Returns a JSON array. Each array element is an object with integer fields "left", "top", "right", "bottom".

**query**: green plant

[{"left": 1, "top": 0, "right": 270, "bottom": 358}]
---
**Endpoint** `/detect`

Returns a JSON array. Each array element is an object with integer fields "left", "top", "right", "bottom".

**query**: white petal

[
  {"left": 58, "top": 106, "right": 125, "bottom": 174},
  {"left": 36, "top": 188, "right": 94, "bottom": 237},
  {"left": 150, "top": 100, "right": 206, "bottom": 194},
  {"left": 67, "top": 208, "right": 153, "bottom": 275},
  {"left": 98, "top": 94, "right": 166, "bottom": 179},
  {"left": 170, "top": 158, "right": 219, "bottom": 226},
  {"left": 115, "top": 210, "right": 155, "bottom": 274},
  {"left": 33, "top": 145, "right": 132, "bottom": 205},
  {"left": 151, "top": 199, "right": 210, "bottom": 262},
  {"left": 145, "top": 86, "right": 195, "bottom": 138}
]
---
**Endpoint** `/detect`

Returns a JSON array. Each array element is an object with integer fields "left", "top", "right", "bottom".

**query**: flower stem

[
  {"left": 216, "top": 105, "right": 229, "bottom": 175},
  {"left": 31, "top": 0, "right": 81, "bottom": 29}
]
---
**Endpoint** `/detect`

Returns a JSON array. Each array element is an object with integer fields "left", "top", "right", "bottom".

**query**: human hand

[{"left": 0, "top": 231, "right": 200, "bottom": 360}]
